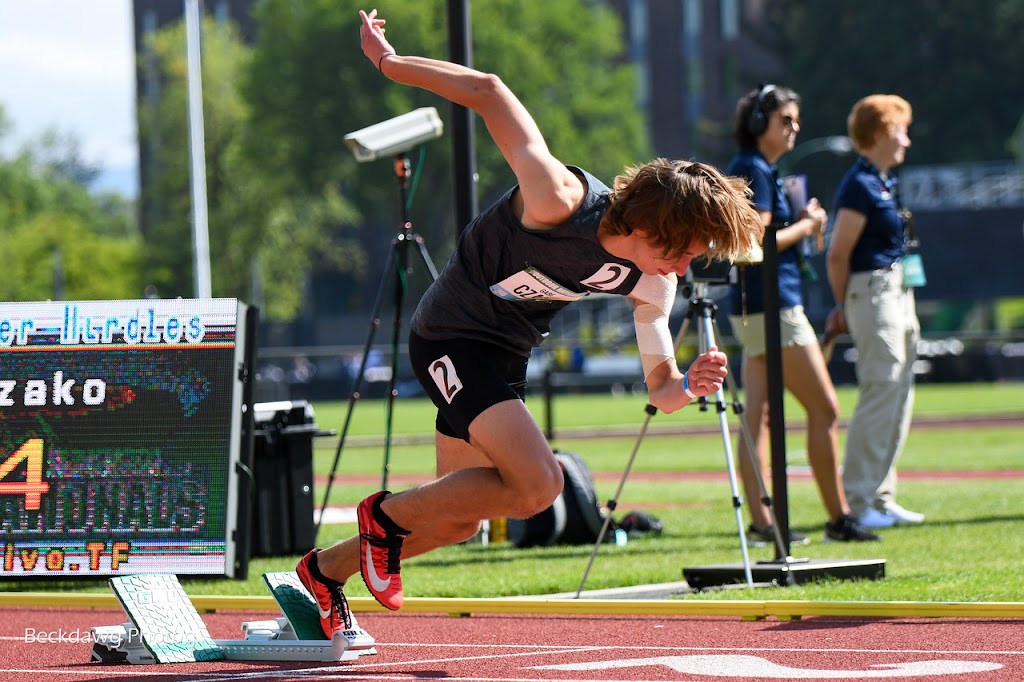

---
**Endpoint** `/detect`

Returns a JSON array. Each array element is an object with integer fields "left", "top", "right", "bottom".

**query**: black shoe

[
  {"left": 747, "top": 523, "right": 809, "bottom": 547},
  {"left": 824, "top": 514, "right": 880, "bottom": 542}
]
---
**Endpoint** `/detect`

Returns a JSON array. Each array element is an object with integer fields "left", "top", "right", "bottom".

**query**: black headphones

[{"left": 747, "top": 83, "right": 776, "bottom": 137}]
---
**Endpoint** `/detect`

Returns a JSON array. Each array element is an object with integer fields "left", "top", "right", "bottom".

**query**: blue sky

[{"left": 0, "top": 1, "right": 137, "bottom": 196}]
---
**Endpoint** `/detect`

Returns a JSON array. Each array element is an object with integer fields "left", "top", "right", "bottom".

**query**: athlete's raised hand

[{"left": 359, "top": 9, "right": 396, "bottom": 70}]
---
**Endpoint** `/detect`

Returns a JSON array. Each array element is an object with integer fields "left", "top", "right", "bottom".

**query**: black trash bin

[{"left": 251, "top": 400, "right": 332, "bottom": 557}]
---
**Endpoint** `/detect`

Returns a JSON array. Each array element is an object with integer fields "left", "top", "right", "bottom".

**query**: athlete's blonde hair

[{"left": 603, "top": 158, "right": 763, "bottom": 263}]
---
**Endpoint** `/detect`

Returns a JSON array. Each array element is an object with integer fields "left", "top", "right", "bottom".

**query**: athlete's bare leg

[{"left": 316, "top": 398, "right": 563, "bottom": 582}]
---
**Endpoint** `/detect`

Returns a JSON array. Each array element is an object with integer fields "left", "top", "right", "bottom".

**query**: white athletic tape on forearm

[
  {"left": 630, "top": 274, "right": 676, "bottom": 379},
  {"left": 634, "top": 302, "right": 673, "bottom": 378}
]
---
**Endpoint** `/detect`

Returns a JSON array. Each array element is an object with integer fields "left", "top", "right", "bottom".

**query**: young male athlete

[{"left": 296, "top": 8, "right": 764, "bottom": 637}]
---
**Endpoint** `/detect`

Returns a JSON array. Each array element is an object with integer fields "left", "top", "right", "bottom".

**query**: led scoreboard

[{"left": 0, "top": 298, "right": 255, "bottom": 578}]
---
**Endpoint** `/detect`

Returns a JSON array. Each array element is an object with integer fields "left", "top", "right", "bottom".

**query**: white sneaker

[
  {"left": 884, "top": 502, "right": 925, "bottom": 525},
  {"left": 857, "top": 507, "right": 897, "bottom": 529}
]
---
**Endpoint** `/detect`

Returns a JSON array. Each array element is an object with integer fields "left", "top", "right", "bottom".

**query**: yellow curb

[{"left": 2, "top": 592, "right": 1023, "bottom": 619}]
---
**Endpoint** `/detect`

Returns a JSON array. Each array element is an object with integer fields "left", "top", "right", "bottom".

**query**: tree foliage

[
  {"left": 136, "top": 2, "right": 644, "bottom": 320},
  {"left": 763, "top": 0, "right": 1024, "bottom": 165},
  {"left": 244, "top": 0, "right": 648, "bottom": 314},
  {"left": 0, "top": 104, "right": 141, "bottom": 302},
  {"left": 138, "top": 18, "right": 357, "bottom": 319}
]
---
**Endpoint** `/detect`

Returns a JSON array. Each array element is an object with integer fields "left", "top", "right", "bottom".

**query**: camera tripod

[
  {"left": 575, "top": 280, "right": 790, "bottom": 596},
  {"left": 315, "top": 152, "right": 439, "bottom": 542}
]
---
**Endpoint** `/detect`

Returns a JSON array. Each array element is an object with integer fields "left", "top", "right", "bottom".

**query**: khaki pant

[
  {"left": 842, "top": 264, "right": 920, "bottom": 517},
  {"left": 728, "top": 306, "right": 818, "bottom": 359}
]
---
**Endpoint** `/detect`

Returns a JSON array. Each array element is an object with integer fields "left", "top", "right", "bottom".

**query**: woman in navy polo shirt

[
  {"left": 727, "top": 85, "right": 876, "bottom": 545},
  {"left": 826, "top": 94, "right": 923, "bottom": 530}
]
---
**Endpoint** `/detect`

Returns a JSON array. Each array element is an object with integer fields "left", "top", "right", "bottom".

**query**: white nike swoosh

[
  {"left": 364, "top": 541, "right": 391, "bottom": 593},
  {"left": 318, "top": 605, "right": 332, "bottom": 620}
]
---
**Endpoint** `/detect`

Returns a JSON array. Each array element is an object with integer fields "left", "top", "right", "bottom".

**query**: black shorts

[{"left": 408, "top": 330, "right": 529, "bottom": 442}]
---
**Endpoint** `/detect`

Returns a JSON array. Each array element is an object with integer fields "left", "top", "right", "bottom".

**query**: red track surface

[{"left": 1, "top": 605, "right": 1022, "bottom": 681}]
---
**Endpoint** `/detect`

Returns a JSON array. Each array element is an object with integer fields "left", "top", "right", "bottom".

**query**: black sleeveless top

[{"left": 411, "top": 166, "right": 645, "bottom": 357}]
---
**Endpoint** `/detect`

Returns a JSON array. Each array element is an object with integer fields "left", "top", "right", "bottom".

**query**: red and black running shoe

[
  {"left": 296, "top": 548, "right": 352, "bottom": 638},
  {"left": 357, "top": 490, "right": 408, "bottom": 610}
]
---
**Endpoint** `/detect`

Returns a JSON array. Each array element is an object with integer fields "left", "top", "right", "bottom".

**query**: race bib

[
  {"left": 580, "top": 263, "right": 631, "bottom": 291},
  {"left": 490, "top": 267, "right": 587, "bottom": 302}
]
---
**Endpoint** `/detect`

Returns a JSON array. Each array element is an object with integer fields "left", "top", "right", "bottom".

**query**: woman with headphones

[{"left": 726, "top": 85, "right": 878, "bottom": 544}]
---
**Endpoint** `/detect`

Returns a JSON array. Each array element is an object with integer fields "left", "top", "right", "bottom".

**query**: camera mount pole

[
  {"left": 315, "top": 151, "right": 439, "bottom": 540},
  {"left": 379, "top": 154, "right": 413, "bottom": 492},
  {"left": 379, "top": 153, "right": 442, "bottom": 491},
  {"left": 688, "top": 283, "right": 755, "bottom": 585}
]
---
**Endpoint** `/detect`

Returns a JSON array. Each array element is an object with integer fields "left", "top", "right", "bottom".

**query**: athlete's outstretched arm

[
  {"left": 629, "top": 274, "right": 728, "bottom": 414},
  {"left": 358, "top": 9, "right": 582, "bottom": 226}
]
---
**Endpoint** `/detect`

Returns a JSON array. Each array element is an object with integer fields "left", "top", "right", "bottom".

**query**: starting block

[{"left": 90, "top": 573, "right": 376, "bottom": 664}]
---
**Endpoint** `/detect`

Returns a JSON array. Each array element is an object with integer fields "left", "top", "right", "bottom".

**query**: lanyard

[{"left": 863, "top": 157, "right": 919, "bottom": 249}]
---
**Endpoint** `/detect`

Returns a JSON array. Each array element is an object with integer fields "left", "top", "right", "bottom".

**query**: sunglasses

[{"left": 779, "top": 114, "right": 801, "bottom": 128}]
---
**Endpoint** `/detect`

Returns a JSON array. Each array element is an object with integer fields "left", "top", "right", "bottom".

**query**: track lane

[{"left": 1, "top": 607, "right": 1022, "bottom": 681}]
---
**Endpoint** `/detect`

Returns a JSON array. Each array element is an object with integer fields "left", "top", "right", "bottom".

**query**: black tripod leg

[
  {"left": 574, "top": 403, "right": 658, "bottom": 598},
  {"left": 379, "top": 230, "right": 441, "bottom": 491},
  {"left": 380, "top": 229, "right": 415, "bottom": 492},
  {"left": 314, "top": 243, "right": 398, "bottom": 542},
  {"left": 412, "top": 233, "right": 440, "bottom": 281}
]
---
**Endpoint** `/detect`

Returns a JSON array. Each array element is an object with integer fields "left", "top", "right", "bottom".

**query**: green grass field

[{"left": 4, "top": 382, "right": 1022, "bottom": 604}]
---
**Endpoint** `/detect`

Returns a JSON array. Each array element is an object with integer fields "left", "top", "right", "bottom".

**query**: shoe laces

[
  {"left": 363, "top": 530, "right": 407, "bottom": 575},
  {"left": 330, "top": 583, "right": 353, "bottom": 630}
]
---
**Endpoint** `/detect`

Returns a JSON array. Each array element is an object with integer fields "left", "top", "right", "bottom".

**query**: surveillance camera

[{"left": 344, "top": 107, "right": 444, "bottom": 163}]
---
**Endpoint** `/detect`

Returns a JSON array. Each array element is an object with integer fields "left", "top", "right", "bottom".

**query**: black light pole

[
  {"left": 447, "top": 0, "right": 478, "bottom": 236},
  {"left": 760, "top": 222, "right": 790, "bottom": 560}
]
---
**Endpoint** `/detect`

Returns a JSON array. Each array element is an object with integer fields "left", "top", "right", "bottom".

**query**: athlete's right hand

[
  {"left": 359, "top": 9, "right": 397, "bottom": 69},
  {"left": 686, "top": 345, "right": 728, "bottom": 398}
]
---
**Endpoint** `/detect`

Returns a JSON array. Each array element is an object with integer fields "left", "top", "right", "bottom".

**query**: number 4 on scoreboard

[{"left": 0, "top": 438, "right": 50, "bottom": 511}]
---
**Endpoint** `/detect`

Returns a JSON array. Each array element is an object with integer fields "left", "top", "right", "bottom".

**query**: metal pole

[
  {"left": 380, "top": 154, "right": 414, "bottom": 492},
  {"left": 447, "top": 0, "right": 478, "bottom": 235},
  {"left": 185, "top": 0, "right": 212, "bottom": 298},
  {"left": 761, "top": 223, "right": 790, "bottom": 560}
]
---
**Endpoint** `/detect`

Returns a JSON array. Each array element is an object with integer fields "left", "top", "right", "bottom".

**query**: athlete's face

[{"left": 632, "top": 235, "right": 708, "bottom": 277}]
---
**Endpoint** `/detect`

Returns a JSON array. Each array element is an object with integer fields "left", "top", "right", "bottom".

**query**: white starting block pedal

[
  {"left": 91, "top": 574, "right": 225, "bottom": 664},
  {"left": 90, "top": 573, "right": 375, "bottom": 664}
]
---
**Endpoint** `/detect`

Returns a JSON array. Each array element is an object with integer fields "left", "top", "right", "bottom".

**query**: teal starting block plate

[
  {"left": 261, "top": 571, "right": 376, "bottom": 657},
  {"left": 108, "top": 574, "right": 225, "bottom": 664},
  {"left": 262, "top": 571, "right": 329, "bottom": 641}
]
